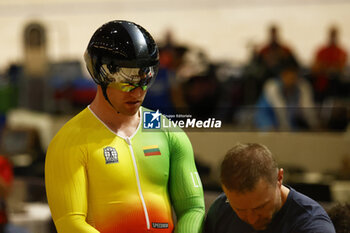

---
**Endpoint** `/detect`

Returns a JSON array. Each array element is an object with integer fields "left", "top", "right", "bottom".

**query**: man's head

[
  {"left": 279, "top": 59, "right": 300, "bottom": 89},
  {"left": 328, "top": 25, "right": 339, "bottom": 46},
  {"left": 268, "top": 24, "right": 280, "bottom": 45},
  {"left": 220, "top": 143, "right": 284, "bottom": 230},
  {"left": 84, "top": 20, "right": 159, "bottom": 115}
]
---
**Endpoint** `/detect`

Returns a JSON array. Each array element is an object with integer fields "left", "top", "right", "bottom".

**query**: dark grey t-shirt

[{"left": 203, "top": 187, "right": 335, "bottom": 233}]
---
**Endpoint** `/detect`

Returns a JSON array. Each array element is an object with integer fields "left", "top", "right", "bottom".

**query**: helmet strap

[{"left": 101, "top": 84, "right": 120, "bottom": 114}]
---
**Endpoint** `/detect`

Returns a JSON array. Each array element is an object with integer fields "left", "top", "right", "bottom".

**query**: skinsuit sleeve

[
  {"left": 167, "top": 129, "right": 205, "bottom": 233},
  {"left": 45, "top": 131, "right": 99, "bottom": 233}
]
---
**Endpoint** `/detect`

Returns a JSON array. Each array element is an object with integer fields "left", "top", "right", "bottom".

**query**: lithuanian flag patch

[{"left": 143, "top": 145, "right": 161, "bottom": 156}]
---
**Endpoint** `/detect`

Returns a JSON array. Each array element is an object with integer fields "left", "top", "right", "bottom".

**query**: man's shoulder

[
  {"left": 207, "top": 192, "right": 234, "bottom": 220},
  {"left": 316, "top": 45, "right": 346, "bottom": 59},
  {"left": 283, "top": 188, "right": 335, "bottom": 232},
  {"left": 212, "top": 192, "right": 228, "bottom": 205},
  {"left": 204, "top": 193, "right": 249, "bottom": 233},
  {"left": 289, "top": 188, "right": 326, "bottom": 212}
]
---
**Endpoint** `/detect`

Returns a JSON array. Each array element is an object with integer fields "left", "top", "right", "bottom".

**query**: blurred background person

[
  {"left": 142, "top": 30, "right": 190, "bottom": 116},
  {"left": 335, "top": 155, "right": 350, "bottom": 180},
  {"left": 0, "top": 155, "right": 13, "bottom": 233},
  {"left": 254, "top": 60, "right": 319, "bottom": 131},
  {"left": 182, "top": 70, "right": 220, "bottom": 120},
  {"left": 0, "top": 155, "right": 29, "bottom": 233},
  {"left": 310, "top": 25, "right": 348, "bottom": 104},
  {"left": 256, "top": 24, "right": 298, "bottom": 91}
]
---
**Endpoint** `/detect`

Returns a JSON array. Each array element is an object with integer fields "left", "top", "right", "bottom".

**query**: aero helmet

[{"left": 84, "top": 20, "right": 159, "bottom": 99}]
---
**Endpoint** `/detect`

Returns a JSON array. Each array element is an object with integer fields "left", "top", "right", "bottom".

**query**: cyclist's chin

[{"left": 122, "top": 102, "right": 142, "bottom": 115}]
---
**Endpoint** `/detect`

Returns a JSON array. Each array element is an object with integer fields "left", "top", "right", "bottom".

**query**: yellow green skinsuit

[{"left": 45, "top": 107, "right": 205, "bottom": 233}]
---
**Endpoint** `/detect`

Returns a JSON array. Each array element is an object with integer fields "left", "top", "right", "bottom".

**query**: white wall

[
  {"left": 187, "top": 131, "right": 350, "bottom": 180},
  {"left": 1, "top": 0, "right": 350, "bottom": 71}
]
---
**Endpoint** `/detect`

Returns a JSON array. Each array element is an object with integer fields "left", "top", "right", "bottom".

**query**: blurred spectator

[
  {"left": 0, "top": 155, "right": 29, "bottom": 233},
  {"left": 255, "top": 60, "right": 319, "bottom": 131},
  {"left": 241, "top": 44, "right": 266, "bottom": 105},
  {"left": 144, "top": 33, "right": 218, "bottom": 117},
  {"left": 321, "top": 98, "right": 349, "bottom": 131},
  {"left": 70, "top": 77, "right": 97, "bottom": 110},
  {"left": 257, "top": 24, "right": 298, "bottom": 85},
  {"left": 19, "top": 22, "right": 49, "bottom": 112},
  {"left": 182, "top": 68, "right": 220, "bottom": 120},
  {"left": 143, "top": 30, "right": 189, "bottom": 115},
  {"left": 142, "top": 46, "right": 182, "bottom": 115},
  {"left": 0, "top": 70, "right": 18, "bottom": 118},
  {"left": 156, "top": 29, "right": 188, "bottom": 73},
  {"left": 176, "top": 47, "right": 209, "bottom": 81},
  {"left": 0, "top": 156, "right": 13, "bottom": 231},
  {"left": 311, "top": 25, "right": 348, "bottom": 103},
  {"left": 159, "top": 29, "right": 176, "bottom": 52},
  {"left": 327, "top": 203, "right": 350, "bottom": 233},
  {"left": 336, "top": 155, "right": 350, "bottom": 180},
  {"left": 175, "top": 47, "right": 221, "bottom": 118}
]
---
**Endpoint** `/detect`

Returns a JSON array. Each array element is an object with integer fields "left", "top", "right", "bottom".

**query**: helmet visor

[{"left": 101, "top": 65, "right": 158, "bottom": 92}]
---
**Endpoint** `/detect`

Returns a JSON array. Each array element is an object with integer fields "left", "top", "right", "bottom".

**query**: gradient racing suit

[{"left": 45, "top": 107, "right": 205, "bottom": 233}]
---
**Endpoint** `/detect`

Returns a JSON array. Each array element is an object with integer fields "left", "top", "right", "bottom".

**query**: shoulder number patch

[{"left": 103, "top": 147, "right": 118, "bottom": 164}]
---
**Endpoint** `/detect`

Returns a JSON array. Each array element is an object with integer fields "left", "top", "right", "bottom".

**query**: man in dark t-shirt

[{"left": 203, "top": 143, "right": 335, "bottom": 233}]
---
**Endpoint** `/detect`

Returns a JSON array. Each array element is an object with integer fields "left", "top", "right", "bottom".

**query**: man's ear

[{"left": 277, "top": 168, "right": 284, "bottom": 187}]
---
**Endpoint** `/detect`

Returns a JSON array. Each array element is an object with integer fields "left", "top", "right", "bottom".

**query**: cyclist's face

[{"left": 106, "top": 85, "right": 147, "bottom": 116}]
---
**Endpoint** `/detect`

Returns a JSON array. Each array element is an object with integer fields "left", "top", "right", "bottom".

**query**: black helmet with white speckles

[{"left": 84, "top": 20, "right": 159, "bottom": 93}]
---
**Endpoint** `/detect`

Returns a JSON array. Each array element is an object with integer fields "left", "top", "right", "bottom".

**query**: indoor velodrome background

[{"left": 0, "top": 1, "right": 350, "bottom": 233}]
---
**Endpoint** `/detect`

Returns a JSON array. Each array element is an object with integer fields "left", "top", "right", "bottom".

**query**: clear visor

[{"left": 100, "top": 64, "right": 157, "bottom": 92}]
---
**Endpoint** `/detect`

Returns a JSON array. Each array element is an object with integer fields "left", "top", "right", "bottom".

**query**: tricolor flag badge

[{"left": 143, "top": 145, "right": 161, "bottom": 156}]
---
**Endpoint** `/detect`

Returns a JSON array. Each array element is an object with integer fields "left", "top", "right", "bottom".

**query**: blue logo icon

[{"left": 143, "top": 110, "right": 161, "bottom": 129}]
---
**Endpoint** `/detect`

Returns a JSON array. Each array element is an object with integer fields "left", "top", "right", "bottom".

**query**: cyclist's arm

[
  {"left": 45, "top": 138, "right": 99, "bottom": 233},
  {"left": 168, "top": 130, "right": 205, "bottom": 233}
]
